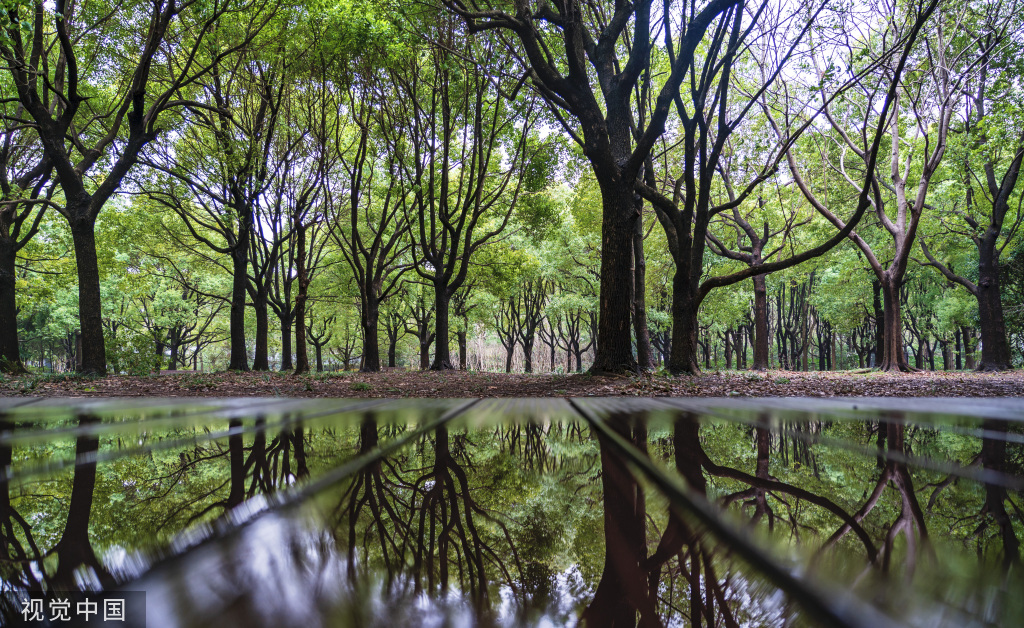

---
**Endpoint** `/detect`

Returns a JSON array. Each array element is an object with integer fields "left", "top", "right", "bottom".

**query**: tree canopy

[{"left": 1, "top": 0, "right": 1022, "bottom": 376}]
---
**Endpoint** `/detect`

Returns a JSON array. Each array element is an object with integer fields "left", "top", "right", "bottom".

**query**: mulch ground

[{"left": 2, "top": 368, "right": 1021, "bottom": 398}]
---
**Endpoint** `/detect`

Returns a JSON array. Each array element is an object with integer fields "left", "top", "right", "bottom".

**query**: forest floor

[{"left": 1, "top": 368, "right": 1021, "bottom": 398}]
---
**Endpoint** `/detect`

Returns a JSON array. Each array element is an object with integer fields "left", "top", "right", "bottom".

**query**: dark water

[{"left": 0, "top": 396, "right": 1021, "bottom": 627}]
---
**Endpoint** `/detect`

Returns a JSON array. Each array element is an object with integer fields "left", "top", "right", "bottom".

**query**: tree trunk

[
  {"left": 430, "top": 287, "right": 454, "bottom": 370},
  {"left": 668, "top": 269, "right": 701, "bottom": 374},
  {"left": 361, "top": 298, "right": 381, "bottom": 372},
  {"left": 632, "top": 211, "right": 653, "bottom": 371},
  {"left": 294, "top": 300, "right": 309, "bottom": 376},
  {"left": 830, "top": 329, "right": 837, "bottom": 371},
  {"left": 419, "top": 335, "right": 432, "bottom": 370},
  {"left": 154, "top": 338, "right": 166, "bottom": 372},
  {"left": 70, "top": 219, "right": 107, "bottom": 375},
  {"left": 252, "top": 290, "right": 270, "bottom": 371},
  {"left": 458, "top": 330, "right": 467, "bottom": 370},
  {"left": 168, "top": 329, "right": 181, "bottom": 371},
  {"left": 523, "top": 333, "right": 535, "bottom": 373},
  {"left": 955, "top": 327, "right": 963, "bottom": 370},
  {"left": 963, "top": 326, "right": 977, "bottom": 369},
  {"left": 872, "top": 279, "right": 884, "bottom": 368},
  {"left": 976, "top": 246, "right": 1012, "bottom": 370},
  {"left": 581, "top": 418, "right": 653, "bottom": 627},
  {"left": 0, "top": 243, "right": 26, "bottom": 373},
  {"left": 592, "top": 184, "right": 638, "bottom": 374},
  {"left": 388, "top": 333, "right": 398, "bottom": 368},
  {"left": 229, "top": 242, "right": 249, "bottom": 371},
  {"left": 878, "top": 274, "right": 912, "bottom": 371},
  {"left": 315, "top": 345, "right": 324, "bottom": 372},
  {"left": 292, "top": 222, "right": 311, "bottom": 375},
  {"left": 280, "top": 315, "right": 293, "bottom": 371}
]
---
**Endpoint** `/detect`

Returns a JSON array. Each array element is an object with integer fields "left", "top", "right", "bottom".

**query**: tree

[
  {"left": 791, "top": 5, "right": 978, "bottom": 370},
  {"left": 0, "top": 98, "right": 51, "bottom": 373},
  {"left": 387, "top": 27, "right": 536, "bottom": 370},
  {"left": 636, "top": 0, "right": 938, "bottom": 373},
  {"left": 269, "top": 77, "right": 333, "bottom": 375},
  {"left": 919, "top": 3, "right": 1024, "bottom": 370},
  {"left": 444, "top": 0, "right": 742, "bottom": 373},
  {"left": 331, "top": 76, "right": 413, "bottom": 373},
  {"left": 706, "top": 195, "right": 809, "bottom": 370}
]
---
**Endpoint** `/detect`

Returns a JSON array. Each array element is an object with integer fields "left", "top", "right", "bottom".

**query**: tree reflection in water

[{"left": 0, "top": 401, "right": 1019, "bottom": 627}]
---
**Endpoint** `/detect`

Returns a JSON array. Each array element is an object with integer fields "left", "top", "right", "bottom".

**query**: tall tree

[
  {"left": 276, "top": 93, "right": 333, "bottom": 375},
  {"left": 637, "top": 0, "right": 936, "bottom": 373},
  {"left": 387, "top": 27, "right": 536, "bottom": 370},
  {"left": 0, "top": 99, "right": 51, "bottom": 373},
  {"left": 792, "top": 5, "right": 974, "bottom": 370},
  {"left": 919, "top": 3, "right": 1023, "bottom": 371},
  {"left": 444, "top": 0, "right": 741, "bottom": 373},
  {"left": 331, "top": 75, "right": 413, "bottom": 373}
]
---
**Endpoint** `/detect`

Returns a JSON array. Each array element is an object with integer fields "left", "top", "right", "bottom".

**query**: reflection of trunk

[
  {"left": 52, "top": 416, "right": 112, "bottom": 588},
  {"left": 752, "top": 421, "right": 773, "bottom": 527},
  {"left": 247, "top": 417, "right": 271, "bottom": 495},
  {"left": 823, "top": 419, "right": 926, "bottom": 573},
  {"left": 582, "top": 416, "right": 660, "bottom": 628},
  {"left": 409, "top": 425, "right": 519, "bottom": 614},
  {"left": 227, "top": 418, "right": 245, "bottom": 508},
  {"left": 343, "top": 419, "right": 389, "bottom": 582},
  {"left": 0, "top": 420, "right": 41, "bottom": 588},
  {"left": 979, "top": 420, "right": 1019, "bottom": 566},
  {"left": 646, "top": 415, "right": 728, "bottom": 627},
  {"left": 292, "top": 426, "right": 308, "bottom": 478},
  {"left": 880, "top": 421, "right": 928, "bottom": 573}
]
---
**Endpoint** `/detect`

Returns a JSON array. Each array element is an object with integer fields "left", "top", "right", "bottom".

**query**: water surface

[{"left": 0, "top": 397, "right": 1021, "bottom": 627}]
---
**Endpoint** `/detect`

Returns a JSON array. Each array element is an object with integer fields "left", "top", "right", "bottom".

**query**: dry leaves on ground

[{"left": 1, "top": 368, "right": 1020, "bottom": 398}]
